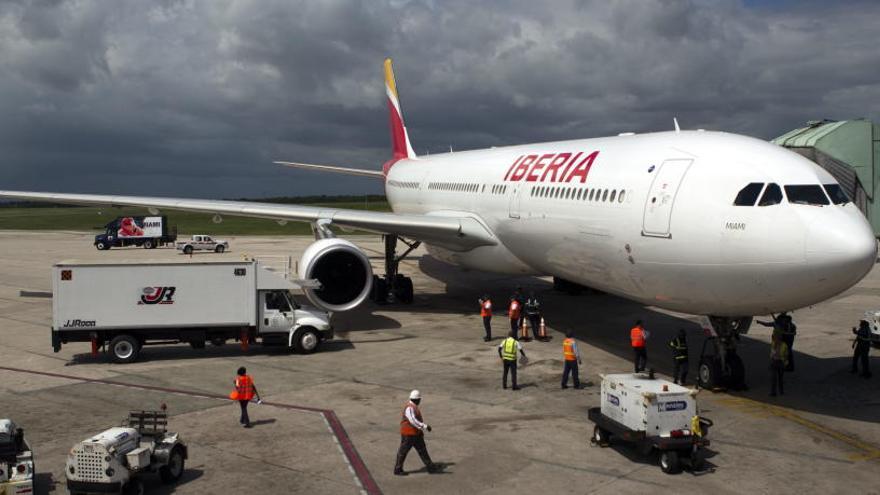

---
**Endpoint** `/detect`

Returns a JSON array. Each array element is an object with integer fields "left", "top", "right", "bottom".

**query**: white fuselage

[{"left": 385, "top": 130, "right": 877, "bottom": 316}]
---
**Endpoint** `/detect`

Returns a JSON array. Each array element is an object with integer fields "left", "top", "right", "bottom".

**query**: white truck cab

[{"left": 257, "top": 273, "right": 330, "bottom": 353}]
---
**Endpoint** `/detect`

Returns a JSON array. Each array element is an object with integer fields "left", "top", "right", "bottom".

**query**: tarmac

[{"left": 0, "top": 231, "right": 878, "bottom": 495}]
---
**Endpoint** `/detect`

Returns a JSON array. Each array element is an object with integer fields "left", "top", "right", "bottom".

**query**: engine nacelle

[{"left": 298, "top": 238, "right": 373, "bottom": 312}]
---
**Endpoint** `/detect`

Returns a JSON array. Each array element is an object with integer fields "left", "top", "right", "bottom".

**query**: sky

[{"left": 1, "top": 0, "right": 878, "bottom": 198}]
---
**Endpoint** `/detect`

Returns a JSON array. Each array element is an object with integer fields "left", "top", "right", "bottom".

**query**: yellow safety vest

[{"left": 502, "top": 337, "right": 518, "bottom": 361}]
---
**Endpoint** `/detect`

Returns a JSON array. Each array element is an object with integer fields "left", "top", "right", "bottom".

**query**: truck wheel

[
  {"left": 159, "top": 446, "right": 185, "bottom": 484},
  {"left": 210, "top": 336, "right": 226, "bottom": 347},
  {"left": 123, "top": 478, "right": 144, "bottom": 495},
  {"left": 293, "top": 327, "right": 320, "bottom": 354},
  {"left": 189, "top": 340, "right": 205, "bottom": 349},
  {"left": 96, "top": 241, "right": 109, "bottom": 251},
  {"left": 660, "top": 450, "right": 681, "bottom": 474},
  {"left": 109, "top": 335, "right": 141, "bottom": 363},
  {"left": 592, "top": 425, "right": 609, "bottom": 446},
  {"left": 183, "top": 245, "right": 193, "bottom": 255},
  {"left": 215, "top": 245, "right": 225, "bottom": 253},
  {"left": 142, "top": 239, "right": 154, "bottom": 249}
]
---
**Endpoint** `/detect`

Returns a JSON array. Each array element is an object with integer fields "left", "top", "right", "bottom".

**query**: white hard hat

[{"left": 409, "top": 389, "right": 421, "bottom": 400}]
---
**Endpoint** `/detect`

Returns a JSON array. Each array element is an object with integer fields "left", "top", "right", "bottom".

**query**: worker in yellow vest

[
  {"left": 498, "top": 331, "right": 526, "bottom": 390},
  {"left": 561, "top": 331, "right": 582, "bottom": 389}
]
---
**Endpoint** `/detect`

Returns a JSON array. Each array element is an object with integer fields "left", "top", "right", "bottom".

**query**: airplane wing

[
  {"left": 0, "top": 190, "right": 497, "bottom": 252},
  {"left": 273, "top": 161, "right": 385, "bottom": 179}
]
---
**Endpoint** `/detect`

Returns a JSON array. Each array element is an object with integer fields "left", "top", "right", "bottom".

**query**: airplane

[{"left": 1, "top": 59, "right": 876, "bottom": 388}]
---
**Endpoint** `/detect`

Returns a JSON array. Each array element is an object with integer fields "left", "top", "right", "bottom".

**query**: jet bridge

[{"left": 773, "top": 119, "right": 880, "bottom": 236}]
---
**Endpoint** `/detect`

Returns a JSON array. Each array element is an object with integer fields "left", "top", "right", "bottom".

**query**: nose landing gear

[{"left": 697, "top": 316, "right": 751, "bottom": 390}]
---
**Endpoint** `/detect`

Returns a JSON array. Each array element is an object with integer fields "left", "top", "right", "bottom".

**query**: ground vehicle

[
  {"left": 175, "top": 234, "right": 229, "bottom": 254},
  {"left": 862, "top": 310, "right": 880, "bottom": 348},
  {"left": 589, "top": 373, "right": 712, "bottom": 474},
  {"left": 95, "top": 216, "right": 177, "bottom": 250},
  {"left": 0, "top": 419, "right": 34, "bottom": 495},
  {"left": 52, "top": 260, "right": 333, "bottom": 363},
  {"left": 66, "top": 410, "right": 187, "bottom": 495}
]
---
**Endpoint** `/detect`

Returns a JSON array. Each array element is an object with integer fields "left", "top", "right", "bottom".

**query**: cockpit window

[
  {"left": 784, "top": 185, "right": 829, "bottom": 206},
  {"left": 758, "top": 183, "right": 783, "bottom": 206},
  {"left": 823, "top": 184, "right": 850, "bottom": 205},
  {"left": 733, "top": 182, "right": 764, "bottom": 206}
]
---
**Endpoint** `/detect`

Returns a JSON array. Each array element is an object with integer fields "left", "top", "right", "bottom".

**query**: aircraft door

[
  {"left": 508, "top": 185, "right": 522, "bottom": 219},
  {"left": 642, "top": 159, "right": 693, "bottom": 237}
]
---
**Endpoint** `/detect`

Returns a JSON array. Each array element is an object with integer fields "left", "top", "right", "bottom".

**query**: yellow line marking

[{"left": 715, "top": 396, "right": 880, "bottom": 462}]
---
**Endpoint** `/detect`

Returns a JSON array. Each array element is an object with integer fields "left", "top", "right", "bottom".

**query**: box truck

[
  {"left": 94, "top": 216, "right": 177, "bottom": 250},
  {"left": 52, "top": 260, "right": 332, "bottom": 363}
]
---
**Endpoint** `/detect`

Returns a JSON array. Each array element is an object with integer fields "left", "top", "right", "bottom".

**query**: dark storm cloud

[{"left": 0, "top": 0, "right": 877, "bottom": 198}]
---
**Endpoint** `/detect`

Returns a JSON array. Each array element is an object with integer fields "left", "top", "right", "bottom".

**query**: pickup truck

[{"left": 176, "top": 235, "right": 229, "bottom": 254}]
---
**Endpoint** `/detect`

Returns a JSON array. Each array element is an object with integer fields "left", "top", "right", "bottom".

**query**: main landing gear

[
  {"left": 369, "top": 235, "right": 420, "bottom": 304},
  {"left": 697, "top": 316, "right": 751, "bottom": 391}
]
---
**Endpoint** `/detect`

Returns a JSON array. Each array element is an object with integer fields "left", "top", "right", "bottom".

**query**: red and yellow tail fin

[{"left": 384, "top": 58, "right": 415, "bottom": 171}]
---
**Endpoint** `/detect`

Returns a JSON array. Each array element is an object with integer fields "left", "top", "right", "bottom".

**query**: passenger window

[
  {"left": 602, "top": 190, "right": 609, "bottom": 202},
  {"left": 785, "top": 185, "right": 829, "bottom": 206},
  {"left": 734, "top": 182, "right": 764, "bottom": 206},
  {"left": 758, "top": 183, "right": 783, "bottom": 206},
  {"left": 610, "top": 190, "right": 617, "bottom": 202},
  {"left": 589, "top": 189, "right": 595, "bottom": 201},
  {"left": 265, "top": 292, "right": 291, "bottom": 312},
  {"left": 619, "top": 190, "right": 625, "bottom": 203},
  {"left": 823, "top": 184, "right": 849, "bottom": 205}
]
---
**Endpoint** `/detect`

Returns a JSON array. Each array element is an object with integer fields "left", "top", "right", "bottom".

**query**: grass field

[{"left": 0, "top": 200, "right": 390, "bottom": 235}]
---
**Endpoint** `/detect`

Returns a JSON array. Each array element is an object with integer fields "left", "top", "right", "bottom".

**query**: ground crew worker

[
  {"left": 394, "top": 390, "right": 438, "bottom": 476},
  {"left": 769, "top": 334, "right": 789, "bottom": 396},
  {"left": 479, "top": 295, "right": 492, "bottom": 341},
  {"left": 512, "top": 287, "right": 526, "bottom": 331},
  {"left": 498, "top": 331, "right": 526, "bottom": 390},
  {"left": 231, "top": 367, "right": 260, "bottom": 428},
  {"left": 668, "top": 328, "right": 689, "bottom": 385},
  {"left": 852, "top": 320, "right": 872, "bottom": 378},
  {"left": 757, "top": 313, "right": 797, "bottom": 371},
  {"left": 508, "top": 297, "right": 522, "bottom": 337},
  {"left": 524, "top": 291, "right": 542, "bottom": 340},
  {"left": 561, "top": 331, "right": 581, "bottom": 389},
  {"left": 630, "top": 320, "right": 649, "bottom": 373}
]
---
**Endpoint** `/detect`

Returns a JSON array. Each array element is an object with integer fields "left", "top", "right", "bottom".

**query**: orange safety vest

[
  {"left": 562, "top": 338, "right": 577, "bottom": 361},
  {"left": 233, "top": 375, "right": 255, "bottom": 401},
  {"left": 509, "top": 300, "right": 521, "bottom": 319},
  {"left": 400, "top": 402, "right": 423, "bottom": 436},
  {"left": 630, "top": 327, "right": 645, "bottom": 348},
  {"left": 481, "top": 300, "right": 492, "bottom": 317}
]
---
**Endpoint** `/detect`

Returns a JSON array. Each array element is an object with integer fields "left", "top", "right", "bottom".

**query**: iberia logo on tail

[{"left": 382, "top": 58, "right": 416, "bottom": 176}]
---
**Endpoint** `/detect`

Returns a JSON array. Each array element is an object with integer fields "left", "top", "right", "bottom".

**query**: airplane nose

[{"left": 806, "top": 208, "right": 877, "bottom": 285}]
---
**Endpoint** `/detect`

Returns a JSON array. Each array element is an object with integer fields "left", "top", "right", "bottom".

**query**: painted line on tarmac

[
  {"left": 716, "top": 396, "right": 880, "bottom": 462},
  {"left": 0, "top": 365, "right": 381, "bottom": 495}
]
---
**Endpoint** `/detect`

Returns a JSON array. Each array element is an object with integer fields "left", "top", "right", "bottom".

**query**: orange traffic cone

[
  {"left": 520, "top": 318, "right": 531, "bottom": 341},
  {"left": 90, "top": 336, "right": 98, "bottom": 357},
  {"left": 538, "top": 317, "right": 549, "bottom": 341}
]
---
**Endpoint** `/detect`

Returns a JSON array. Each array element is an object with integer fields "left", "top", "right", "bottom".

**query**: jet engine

[{"left": 298, "top": 238, "right": 373, "bottom": 312}]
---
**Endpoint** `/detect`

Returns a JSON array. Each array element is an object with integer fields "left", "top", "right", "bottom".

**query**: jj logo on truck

[{"left": 138, "top": 286, "right": 176, "bottom": 305}]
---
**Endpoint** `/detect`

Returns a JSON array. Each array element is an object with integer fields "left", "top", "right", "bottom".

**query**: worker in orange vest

[
  {"left": 630, "top": 320, "right": 649, "bottom": 373},
  {"left": 394, "top": 390, "right": 439, "bottom": 476},
  {"left": 508, "top": 297, "right": 522, "bottom": 337},
  {"left": 479, "top": 294, "right": 493, "bottom": 341},
  {"left": 230, "top": 366, "right": 261, "bottom": 428},
  {"left": 561, "top": 331, "right": 582, "bottom": 389}
]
